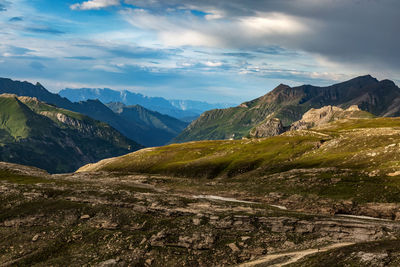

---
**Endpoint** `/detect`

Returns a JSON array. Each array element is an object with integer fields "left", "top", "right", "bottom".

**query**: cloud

[
  {"left": 29, "top": 61, "right": 46, "bottom": 70},
  {"left": 9, "top": 17, "right": 23, "bottom": 22},
  {"left": 4, "top": 46, "right": 35, "bottom": 56},
  {"left": 0, "top": 0, "right": 10, "bottom": 12},
  {"left": 121, "top": 0, "right": 400, "bottom": 74},
  {"left": 122, "top": 8, "right": 308, "bottom": 48},
  {"left": 65, "top": 56, "right": 95, "bottom": 60},
  {"left": 70, "top": 0, "right": 120, "bottom": 10},
  {"left": 25, "top": 26, "right": 65, "bottom": 35},
  {"left": 203, "top": 61, "right": 223, "bottom": 67}
]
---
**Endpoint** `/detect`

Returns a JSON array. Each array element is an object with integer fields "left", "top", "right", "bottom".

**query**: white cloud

[
  {"left": 204, "top": 61, "right": 222, "bottom": 67},
  {"left": 122, "top": 8, "right": 308, "bottom": 48},
  {"left": 122, "top": 8, "right": 221, "bottom": 47},
  {"left": 239, "top": 13, "right": 308, "bottom": 35},
  {"left": 70, "top": 0, "right": 120, "bottom": 10}
]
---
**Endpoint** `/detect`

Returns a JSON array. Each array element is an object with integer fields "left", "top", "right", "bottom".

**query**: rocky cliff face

[
  {"left": 249, "top": 117, "right": 285, "bottom": 138},
  {"left": 290, "top": 105, "right": 371, "bottom": 131}
]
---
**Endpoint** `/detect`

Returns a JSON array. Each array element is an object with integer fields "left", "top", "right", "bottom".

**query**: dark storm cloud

[{"left": 124, "top": 0, "right": 400, "bottom": 71}]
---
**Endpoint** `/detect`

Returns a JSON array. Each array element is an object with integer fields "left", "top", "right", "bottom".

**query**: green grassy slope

[
  {"left": 79, "top": 116, "right": 400, "bottom": 205},
  {"left": 0, "top": 94, "right": 142, "bottom": 173},
  {"left": 0, "top": 96, "right": 51, "bottom": 139}
]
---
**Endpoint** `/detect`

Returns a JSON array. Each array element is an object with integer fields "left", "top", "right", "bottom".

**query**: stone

[
  {"left": 145, "top": 259, "right": 153, "bottom": 266},
  {"left": 241, "top": 236, "right": 251, "bottom": 241},
  {"left": 80, "top": 215, "right": 90, "bottom": 220},
  {"left": 32, "top": 234, "right": 40, "bottom": 242},
  {"left": 97, "top": 259, "right": 121, "bottom": 267},
  {"left": 250, "top": 118, "right": 284, "bottom": 138},
  {"left": 228, "top": 243, "right": 240, "bottom": 253},
  {"left": 192, "top": 218, "right": 201, "bottom": 226}
]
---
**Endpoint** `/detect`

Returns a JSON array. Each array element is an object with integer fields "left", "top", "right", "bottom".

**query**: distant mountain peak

[
  {"left": 60, "top": 87, "right": 235, "bottom": 121},
  {"left": 345, "top": 74, "right": 379, "bottom": 85},
  {"left": 275, "top": 83, "right": 291, "bottom": 90}
]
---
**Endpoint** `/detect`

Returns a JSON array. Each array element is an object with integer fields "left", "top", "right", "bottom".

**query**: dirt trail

[
  {"left": 238, "top": 242, "right": 354, "bottom": 267},
  {"left": 193, "top": 195, "right": 256, "bottom": 204}
]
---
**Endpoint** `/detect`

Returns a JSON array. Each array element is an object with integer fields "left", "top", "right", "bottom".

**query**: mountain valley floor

[{"left": 1, "top": 161, "right": 400, "bottom": 266}]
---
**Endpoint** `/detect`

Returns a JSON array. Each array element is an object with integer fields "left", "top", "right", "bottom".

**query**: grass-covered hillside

[
  {"left": 0, "top": 94, "right": 142, "bottom": 173},
  {"left": 79, "top": 115, "right": 400, "bottom": 217},
  {"left": 80, "top": 115, "right": 400, "bottom": 179}
]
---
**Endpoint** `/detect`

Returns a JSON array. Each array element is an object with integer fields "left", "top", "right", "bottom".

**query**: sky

[{"left": 0, "top": 0, "right": 399, "bottom": 103}]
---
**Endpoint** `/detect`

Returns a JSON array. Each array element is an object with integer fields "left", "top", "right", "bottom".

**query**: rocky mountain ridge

[
  {"left": 0, "top": 78, "right": 187, "bottom": 146},
  {"left": 0, "top": 94, "right": 141, "bottom": 173},
  {"left": 174, "top": 75, "right": 400, "bottom": 142},
  {"left": 59, "top": 87, "right": 234, "bottom": 121}
]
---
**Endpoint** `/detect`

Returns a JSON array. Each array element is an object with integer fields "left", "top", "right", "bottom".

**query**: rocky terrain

[
  {"left": 1, "top": 162, "right": 400, "bottom": 266},
  {"left": 249, "top": 117, "right": 285, "bottom": 138},
  {"left": 248, "top": 105, "right": 372, "bottom": 138},
  {"left": 289, "top": 105, "right": 372, "bottom": 131}
]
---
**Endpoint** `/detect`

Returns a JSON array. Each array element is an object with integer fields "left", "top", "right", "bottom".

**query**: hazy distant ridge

[{"left": 59, "top": 88, "right": 235, "bottom": 121}]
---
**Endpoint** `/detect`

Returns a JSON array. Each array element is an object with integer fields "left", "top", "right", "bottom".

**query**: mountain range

[
  {"left": 0, "top": 94, "right": 141, "bottom": 173},
  {"left": 0, "top": 78, "right": 187, "bottom": 147},
  {"left": 59, "top": 87, "right": 234, "bottom": 121},
  {"left": 174, "top": 75, "right": 400, "bottom": 142}
]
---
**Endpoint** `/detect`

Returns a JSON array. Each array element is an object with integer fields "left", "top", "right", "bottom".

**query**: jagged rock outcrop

[
  {"left": 249, "top": 118, "right": 285, "bottom": 138},
  {"left": 290, "top": 105, "right": 368, "bottom": 131}
]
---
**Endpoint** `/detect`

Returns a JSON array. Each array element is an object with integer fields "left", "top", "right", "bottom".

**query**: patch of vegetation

[{"left": 0, "top": 169, "right": 50, "bottom": 184}]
